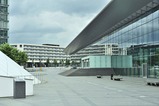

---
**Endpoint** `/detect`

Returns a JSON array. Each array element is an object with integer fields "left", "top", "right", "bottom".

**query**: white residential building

[
  {"left": 11, "top": 44, "right": 69, "bottom": 67},
  {"left": 70, "top": 44, "right": 122, "bottom": 66},
  {"left": 104, "top": 44, "right": 121, "bottom": 55},
  {"left": 11, "top": 43, "right": 122, "bottom": 67}
]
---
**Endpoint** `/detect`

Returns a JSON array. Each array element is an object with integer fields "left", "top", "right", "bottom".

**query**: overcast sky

[{"left": 8, "top": 0, "right": 111, "bottom": 47}]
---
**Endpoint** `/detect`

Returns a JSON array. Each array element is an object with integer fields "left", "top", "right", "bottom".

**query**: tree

[
  {"left": 65, "top": 59, "right": 70, "bottom": 66},
  {"left": 17, "top": 51, "right": 28, "bottom": 66},
  {"left": 0, "top": 43, "right": 15, "bottom": 60},
  {"left": 0, "top": 43, "right": 28, "bottom": 65},
  {"left": 46, "top": 58, "right": 50, "bottom": 67}
]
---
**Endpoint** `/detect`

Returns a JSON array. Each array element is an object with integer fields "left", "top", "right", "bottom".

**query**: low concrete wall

[{"left": 59, "top": 68, "right": 115, "bottom": 76}]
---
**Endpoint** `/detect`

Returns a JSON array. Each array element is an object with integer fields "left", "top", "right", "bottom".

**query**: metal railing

[{"left": 14, "top": 72, "right": 47, "bottom": 84}]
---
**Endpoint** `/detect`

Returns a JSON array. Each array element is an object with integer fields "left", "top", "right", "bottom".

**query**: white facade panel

[
  {"left": 0, "top": 76, "right": 13, "bottom": 97},
  {"left": 101, "top": 56, "right": 106, "bottom": 68},
  {"left": 25, "top": 79, "right": 33, "bottom": 96},
  {"left": 82, "top": 55, "right": 132, "bottom": 68}
]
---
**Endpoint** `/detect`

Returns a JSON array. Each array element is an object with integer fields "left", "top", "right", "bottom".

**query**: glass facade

[
  {"left": 0, "top": 0, "right": 8, "bottom": 44},
  {"left": 100, "top": 9, "right": 159, "bottom": 78}
]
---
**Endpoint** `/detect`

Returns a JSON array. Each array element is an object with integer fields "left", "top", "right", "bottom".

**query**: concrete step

[{"left": 59, "top": 68, "right": 115, "bottom": 76}]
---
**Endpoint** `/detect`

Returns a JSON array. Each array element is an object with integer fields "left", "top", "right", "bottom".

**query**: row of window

[
  {"left": 24, "top": 46, "right": 64, "bottom": 50},
  {"left": 27, "top": 52, "right": 66, "bottom": 55},
  {"left": 0, "top": 6, "right": 8, "bottom": 13},
  {"left": 26, "top": 51, "right": 64, "bottom": 54},
  {"left": 24, "top": 48, "right": 63, "bottom": 51},
  {"left": 28, "top": 56, "right": 67, "bottom": 59},
  {"left": 0, "top": 38, "right": 7, "bottom": 44},
  {"left": 0, "top": 0, "right": 7, "bottom": 5},
  {"left": 0, "top": 21, "right": 7, "bottom": 29},
  {"left": 0, "top": 14, "right": 7, "bottom": 20}
]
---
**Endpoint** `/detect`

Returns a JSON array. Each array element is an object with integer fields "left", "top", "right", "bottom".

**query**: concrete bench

[
  {"left": 113, "top": 76, "right": 123, "bottom": 81},
  {"left": 146, "top": 78, "right": 159, "bottom": 86},
  {"left": 96, "top": 75, "right": 102, "bottom": 78}
]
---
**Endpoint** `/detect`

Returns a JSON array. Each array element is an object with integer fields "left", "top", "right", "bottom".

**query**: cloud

[
  {"left": 8, "top": 0, "right": 111, "bottom": 47},
  {"left": 9, "top": 0, "right": 110, "bottom": 16}
]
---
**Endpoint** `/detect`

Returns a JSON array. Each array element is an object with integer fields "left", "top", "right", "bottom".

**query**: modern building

[
  {"left": 70, "top": 44, "right": 121, "bottom": 66},
  {"left": 70, "top": 44, "right": 105, "bottom": 65},
  {"left": 82, "top": 55, "right": 132, "bottom": 68},
  {"left": 11, "top": 44, "right": 69, "bottom": 67},
  {"left": 12, "top": 43, "right": 121, "bottom": 67},
  {"left": 0, "top": 0, "right": 8, "bottom": 44},
  {"left": 65, "top": 0, "right": 159, "bottom": 78}
]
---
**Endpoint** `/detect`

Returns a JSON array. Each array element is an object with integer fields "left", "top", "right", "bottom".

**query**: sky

[{"left": 8, "top": 0, "right": 111, "bottom": 47}]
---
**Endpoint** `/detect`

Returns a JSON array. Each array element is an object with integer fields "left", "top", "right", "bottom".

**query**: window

[
  {"left": 0, "top": 0, "right": 7, "bottom": 4},
  {"left": 153, "top": 30, "right": 159, "bottom": 42},
  {"left": 152, "top": 18, "right": 159, "bottom": 31},
  {"left": 152, "top": 10, "right": 159, "bottom": 19}
]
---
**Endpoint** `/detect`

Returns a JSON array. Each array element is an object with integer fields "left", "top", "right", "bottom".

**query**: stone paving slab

[{"left": 0, "top": 67, "right": 159, "bottom": 106}]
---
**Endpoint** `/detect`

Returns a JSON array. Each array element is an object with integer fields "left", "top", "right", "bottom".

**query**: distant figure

[{"left": 111, "top": 74, "right": 113, "bottom": 80}]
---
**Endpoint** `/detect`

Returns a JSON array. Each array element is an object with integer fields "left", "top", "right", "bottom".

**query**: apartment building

[
  {"left": 70, "top": 44, "right": 121, "bottom": 66},
  {"left": 11, "top": 44, "right": 69, "bottom": 67}
]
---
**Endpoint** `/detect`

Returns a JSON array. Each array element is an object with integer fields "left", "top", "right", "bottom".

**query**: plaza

[{"left": 0, "top": 67, "right": 159, "bottom": 106}]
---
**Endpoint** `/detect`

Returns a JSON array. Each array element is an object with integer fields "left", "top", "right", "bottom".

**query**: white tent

[{"left": 0, "top": 51, "right": 40, "bottom": 84}]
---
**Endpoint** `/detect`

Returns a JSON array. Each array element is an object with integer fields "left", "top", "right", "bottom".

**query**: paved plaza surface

[{"left": 0, "top": 67, "right": 159, "bottom": 106}]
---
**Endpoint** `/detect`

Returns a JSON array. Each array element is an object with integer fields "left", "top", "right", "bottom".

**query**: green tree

[
  {"left": 65, "top": 59, "right": 70, "bottom": 66},
  {"left": 46, "top": 58, "right": 50, "bottom": 67},
  {"left": 17, "top": 51, "right": 28, "bottom": 66},
  {"left": 0, "top": 43, "right": 28, "bottom": 65},
  {"left": 0, "top": 43, "right": 15, "bottom": 60}
]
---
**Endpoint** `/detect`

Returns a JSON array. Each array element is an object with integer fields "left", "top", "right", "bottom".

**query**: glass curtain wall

[{"left": 101, "top": 9, "right": 159, "bottom": 78}]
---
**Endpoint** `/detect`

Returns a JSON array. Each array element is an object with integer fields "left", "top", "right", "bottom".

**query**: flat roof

[
  {"left": 42, "top": 44, "right": 60, "bottom": 47},
  {"left": 64, "top": 0, "right": 159, "bottom": 55}
]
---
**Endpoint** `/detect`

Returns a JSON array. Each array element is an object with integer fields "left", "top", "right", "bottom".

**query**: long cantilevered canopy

[{"left": 64, "top": 0, "right": 159, "bottom": 55}]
